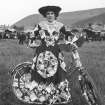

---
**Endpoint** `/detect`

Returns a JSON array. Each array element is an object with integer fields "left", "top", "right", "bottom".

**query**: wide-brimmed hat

[{"left": 38, "top": 6, "right": 61, "bottom": 17}]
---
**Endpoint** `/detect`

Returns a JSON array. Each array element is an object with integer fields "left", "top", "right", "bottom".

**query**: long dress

[{"left": 28, "top": 21, "right": 82, "bottom": 105}]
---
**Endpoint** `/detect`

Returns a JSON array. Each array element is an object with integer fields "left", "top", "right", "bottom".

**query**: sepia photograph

[{"left": 0, "top": 0, "right": 105, "bottom": 105}]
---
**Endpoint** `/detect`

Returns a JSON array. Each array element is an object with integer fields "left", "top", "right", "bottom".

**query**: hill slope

[
  {"left": 74, "top": 12, "right": 105, "bottom": 26},
  {"left": 12, "top": 7, "right": 105, "bottom": 29}
]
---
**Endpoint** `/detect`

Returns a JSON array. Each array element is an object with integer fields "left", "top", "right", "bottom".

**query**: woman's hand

[
  {"left": 29, "top": 39, "right": 41, "bottom": 48},
  {"left": 57, "top": 39, "right": 65, "bottom": 45},
  {"left": 35, "top": 40, "right": 41, "bottom": 45}
]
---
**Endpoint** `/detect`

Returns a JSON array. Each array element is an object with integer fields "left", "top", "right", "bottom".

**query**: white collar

[{"left": 46, "top": 20, "right": 56, "bottom": 25}]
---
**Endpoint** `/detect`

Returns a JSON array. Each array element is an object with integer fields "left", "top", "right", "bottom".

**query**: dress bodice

[{"left": 33, "top": 21, "right": 67, "bottom": 47}]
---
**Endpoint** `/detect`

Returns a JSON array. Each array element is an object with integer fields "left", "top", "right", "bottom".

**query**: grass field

[{"left": 0, "top": 39, "right": 105, "bottom": 105}]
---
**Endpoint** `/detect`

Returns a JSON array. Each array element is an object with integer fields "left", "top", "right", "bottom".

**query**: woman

[{"left": 28, "top": 6, "right": 83, "bottom": 105}]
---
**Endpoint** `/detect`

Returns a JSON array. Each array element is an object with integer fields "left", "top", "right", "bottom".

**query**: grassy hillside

[
  {"left": 74, "top": 13, "right": 105, "bottom": 26},
  {"left": 12, "top": 7, "right": 105, "bottom": 29},
  {"left": 0, "top": 40, "right": 105, "bottom": 105}
]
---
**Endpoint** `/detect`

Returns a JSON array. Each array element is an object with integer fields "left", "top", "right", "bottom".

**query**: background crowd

[{"left": 0, "top": 22, "right": 105, "bottom": 47}]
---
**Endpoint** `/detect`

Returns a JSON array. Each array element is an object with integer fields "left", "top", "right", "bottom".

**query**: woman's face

[{"left": 46, "top": 11, "right": 56, "bottom": 22}]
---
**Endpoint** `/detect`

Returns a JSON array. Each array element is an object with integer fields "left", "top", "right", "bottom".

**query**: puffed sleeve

[
  {"left": 29, "top": 24, "right": 41, "bottom": 48},
  {"left": 33, "top": 24, "right": 41, "bottom": 40},
  {"left": 59, "top": 26, "right": 78, "bottom": 52},
  {"left": 60, "top": 25, "right": 73, "bottom": 41}
]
